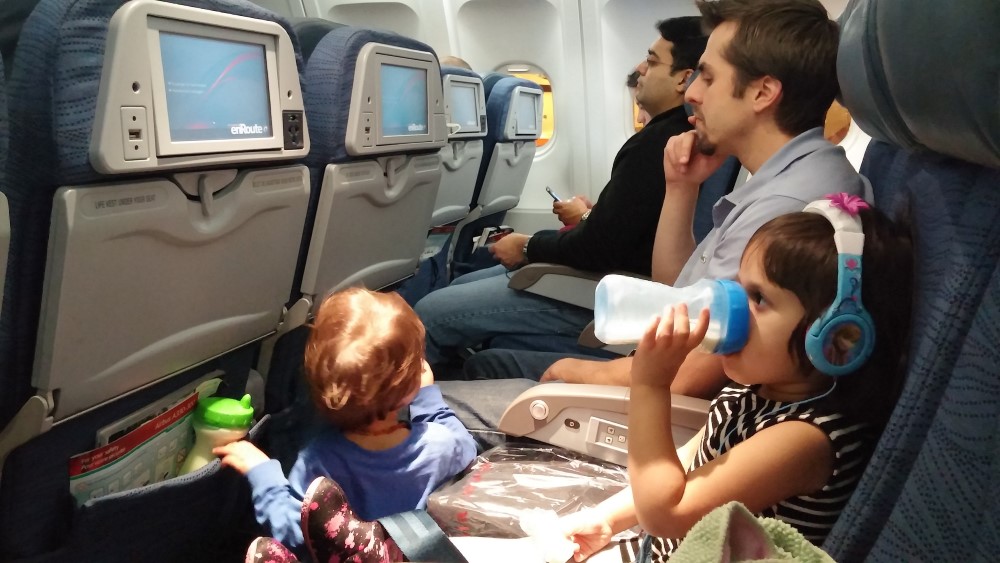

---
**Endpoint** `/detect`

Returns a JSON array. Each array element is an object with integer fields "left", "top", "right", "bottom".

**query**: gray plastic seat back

[
  {"left": 473, "top": 73, "right": 542, "bottom": 216},
  {"left": 297, "top": 26, "right": 446, "bottom": 301},
  {"left": 0, "top": 0, "right": 309, "bottom": 421},
  {"left": 433, "top": 65, "right": 487, "bottom": 226},
  {"left": 0, "top": 0, "right": 311, "bottom": 558}
]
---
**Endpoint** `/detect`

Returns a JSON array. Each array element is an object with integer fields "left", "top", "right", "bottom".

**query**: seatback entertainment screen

[
  {"left": 159, "top": 31, "right": 272, "bottom": 142},
  {"left": 380, "top": 64, "right": 428, "bottom": 137},
  {"left": 450, "top": 82, "right": 480, "bottom": 133}
]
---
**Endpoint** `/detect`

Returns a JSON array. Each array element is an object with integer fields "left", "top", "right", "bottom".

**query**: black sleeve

[{"left": 525, "top": 122, "right": 678, "bottom": 276}]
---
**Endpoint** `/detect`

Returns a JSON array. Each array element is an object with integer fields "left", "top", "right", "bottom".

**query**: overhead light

[{"left": 507, "top": 66, "right": 530, "bottom": 73}]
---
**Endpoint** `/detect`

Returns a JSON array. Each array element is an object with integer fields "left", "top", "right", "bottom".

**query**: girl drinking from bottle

[{"left": 561, "top": 194, "right": 913, "bottom": 561}]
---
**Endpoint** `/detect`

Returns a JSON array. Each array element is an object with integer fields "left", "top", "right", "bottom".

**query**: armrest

[
  {"left": 507, "top": 263, "right": 605, "bottom": 309},
  {"left": 498, "top": 383, "right": 710, "bottom": 466}
]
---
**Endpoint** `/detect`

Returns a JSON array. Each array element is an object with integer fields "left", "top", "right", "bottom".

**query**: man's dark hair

[
  {"left": 696, "top": 0, "right": 839, "bottom": 135},
  {"left": 656, "top": 16, "right": 708, "bottom": 73}
]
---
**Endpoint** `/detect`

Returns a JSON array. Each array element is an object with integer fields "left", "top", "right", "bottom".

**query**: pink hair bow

[{"left": 825, "top": 192, "right": 870, "bottom": 216}]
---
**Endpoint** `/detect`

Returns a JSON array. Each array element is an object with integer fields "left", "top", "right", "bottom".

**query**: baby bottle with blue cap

[
  {"left": 593, "top": 275, "right": 749, "bottom": 354},
  {"left": 178, "top": 394, "right": 254, "bottom": 475}
]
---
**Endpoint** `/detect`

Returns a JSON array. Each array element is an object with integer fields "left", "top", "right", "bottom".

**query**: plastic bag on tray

[{"left": 427, "top": 444, "right": 630, "bottom": 538}]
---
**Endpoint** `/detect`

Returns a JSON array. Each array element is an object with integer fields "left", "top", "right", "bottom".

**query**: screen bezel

[
  {"left": 443, "top": 74, "right": 486, "bottom": 138},
  {"left": 373, "top": 53, "right": 437, "bottom": 147},
  {"left": 344, "top": 42, "right": 446, "bottom": 156},
  {"left": 146, "top": 17, "right": 283, "bottom": 157},
  {"left": 505, "top": 85, "right": 543, "bottom": 140}
]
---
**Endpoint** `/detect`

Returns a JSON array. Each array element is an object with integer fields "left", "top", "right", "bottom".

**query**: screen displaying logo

[
  {"left": 160, "top": 32, "right": 272, "bottom": 142},
  {"left": 381, "top": 64, "right": 428, "bottom": 137}
]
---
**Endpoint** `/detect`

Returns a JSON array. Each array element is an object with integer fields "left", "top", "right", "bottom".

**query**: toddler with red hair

[{"left": 214, "top": 288, "right": 476, "bottom": 555}]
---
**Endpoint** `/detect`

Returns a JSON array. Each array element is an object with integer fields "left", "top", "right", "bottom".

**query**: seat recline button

[{"left": 529, "top": 400, "right": 549, "bottom": 420}]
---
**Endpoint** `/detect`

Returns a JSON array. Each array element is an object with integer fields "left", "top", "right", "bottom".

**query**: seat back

[
  {"left": 432, "top": 66, "right": 487, "bottom": 226},
  {"left": 0, "top": 0, "right": 308, "bottom": 428},
  {"left": 837, "top": 118, "right": 871, "bottom": 171},
  {"left": 821, "top": 1, "right": 1000, "bottom": 560},
  {"left": 692, "top": 156, "right": 740, "bottom": 243},
  {"left": 443, "top": 73, "right": 542, "bottom": 275},
  {"left": 295, "top": 25, "right": 446, "bottom": 302},
  {"left": 289, "top": 16, "right": 346, "bottom": 61},
  {"left": 472, "top": 73, "right": 542, "bottom": 215},
  {"left": 0, "top": 0, "right": 309, "bottom": 557}
]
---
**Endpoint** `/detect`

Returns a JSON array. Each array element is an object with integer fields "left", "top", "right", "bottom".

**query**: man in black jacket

[{"left": 413, "top": 17, "right": 707, "bottom": 377}]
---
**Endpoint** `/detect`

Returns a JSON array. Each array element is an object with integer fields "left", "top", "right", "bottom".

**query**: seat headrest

[
  {"left": 482, "top": 72, "right": 509, "bottom": 99},
  {"left": 303, "top": 26, "right": 440, "bottom": 164},
  {"left": 484, "top": 75, "right": 541, "bottom": 143},
  {"left": 837, "top": 0, "right": 999, "bottom": 168},
  {"left": 291, "top": 17, "right": 347, "bottom": 61},
  {"left": 441, "top": 65, "right": 480, "bottom": 80},
  {"left": 7, "top": 0, "right": 304, "bottom": 185}
]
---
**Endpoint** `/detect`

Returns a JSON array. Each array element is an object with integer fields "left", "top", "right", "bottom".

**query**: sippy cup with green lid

[{"left": 178, "top": 394, "right": 254, "bottom": 475}]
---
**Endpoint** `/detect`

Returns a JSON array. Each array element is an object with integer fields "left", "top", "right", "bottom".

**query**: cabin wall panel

[
  {"left": 300, "top": 0, "right": 451, "bottom": 56},
  {"left": 580, "top": 0, "right": 697, "bottom": 201},
  {"left": 253, "top": 0, "right": 307, "bottom": 18},
  {"left": 449, "top": 0, "right": 588, "bottom": 234}
]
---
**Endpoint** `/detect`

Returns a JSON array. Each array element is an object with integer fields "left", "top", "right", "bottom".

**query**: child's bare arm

[
  {"left": 633, "top": 421, "right": 834, "bottom": 539},
  {"left": 558, "top": 487, "right": 638, "bottom": 562},
  {"left": 627, "top": 306, "right": 833, "bottom": 539},
  {"left": 627, "top": 304, "right": 708, "bottom": 536}
]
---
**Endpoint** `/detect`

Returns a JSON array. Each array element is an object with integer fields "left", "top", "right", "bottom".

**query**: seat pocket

[{"left": 59, "top": 414, "right": 272, "bottom": 563}]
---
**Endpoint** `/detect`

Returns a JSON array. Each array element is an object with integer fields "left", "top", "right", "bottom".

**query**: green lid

[{"left": 196, "top": 394, "right": 254, "bottom": 429}]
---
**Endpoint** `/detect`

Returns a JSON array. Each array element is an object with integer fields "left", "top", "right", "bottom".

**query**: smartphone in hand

[{"left": 545, "top": 186, "right": 562, "bottom": 202}]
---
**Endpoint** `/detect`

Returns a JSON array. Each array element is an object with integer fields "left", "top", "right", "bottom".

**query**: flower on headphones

[{"left": 825, "top": 192, "right": 870, "bottom": 215}]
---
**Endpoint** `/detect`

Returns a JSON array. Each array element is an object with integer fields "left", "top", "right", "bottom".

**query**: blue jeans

[
  {"left": 463, "top": 349, "right": 615, "bottom": 381},
  {"left": 414, "top": 266, "right": 607, "bottom": 374},
  {"left": 437, "top": 378, "right": 539, "bottom": 451}
]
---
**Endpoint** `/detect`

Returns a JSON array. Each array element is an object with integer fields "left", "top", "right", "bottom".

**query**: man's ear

[
  {"left": 751, "top": 75, "right": 783, "bottom": 113},
  {"left": 676, "top": 69, "right": 694, "bottom": 92}
]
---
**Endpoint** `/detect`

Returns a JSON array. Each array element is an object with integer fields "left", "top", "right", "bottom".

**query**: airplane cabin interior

[{"left": 0, "top": 0, "right": 996, "bottom": 561}]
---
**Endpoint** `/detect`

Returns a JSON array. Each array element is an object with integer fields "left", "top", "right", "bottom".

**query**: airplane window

[
  {"left": 502, "top": 63, "right": 553, "bottom": 148},
  {"left": 632, "top": 101, "right": 644, "bottom": 132},
  {"left": 626, "top": 69, "right": 645, "bottom": 133}
]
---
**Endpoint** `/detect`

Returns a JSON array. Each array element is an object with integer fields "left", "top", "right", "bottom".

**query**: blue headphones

[{"left": 802, "top": 198, "right": 875, "bottom": 377}]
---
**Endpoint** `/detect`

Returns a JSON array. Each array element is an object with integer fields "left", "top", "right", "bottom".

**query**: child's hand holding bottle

[{"left": 632, "top": 304, "right": 710, "bottom": 388}]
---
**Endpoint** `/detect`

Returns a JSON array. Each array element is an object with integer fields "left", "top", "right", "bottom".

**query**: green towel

[{"left": 670, "top": 502, "right": 836, "bottom": 563}]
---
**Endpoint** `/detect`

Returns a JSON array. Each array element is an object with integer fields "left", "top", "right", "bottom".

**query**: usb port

[{"left": 128, "top": 129, "right": 142, "bottom": 140}]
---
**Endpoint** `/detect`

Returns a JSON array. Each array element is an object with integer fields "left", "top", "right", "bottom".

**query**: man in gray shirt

[{"left": 439, "top": 0, "right": 869, "bottom": 447}]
